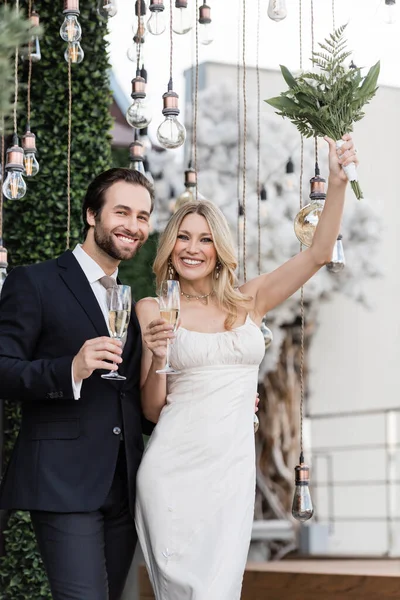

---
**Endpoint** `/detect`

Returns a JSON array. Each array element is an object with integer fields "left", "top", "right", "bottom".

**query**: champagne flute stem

[{"left": 165, "top": 338, "right": 170, "bottom": 370}]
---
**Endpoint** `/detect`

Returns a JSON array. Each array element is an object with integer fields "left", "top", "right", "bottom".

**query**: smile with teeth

[
  {"left": 181, "top": 258, "right": 203, "bottom": 266},
  {"left": 115, "top": 233, "right": 137, "bottom": 244}
]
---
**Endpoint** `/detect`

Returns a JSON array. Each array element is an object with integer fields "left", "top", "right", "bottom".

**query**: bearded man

[{"left": 0, "top": 168, "right": 154, "bottom": 600}]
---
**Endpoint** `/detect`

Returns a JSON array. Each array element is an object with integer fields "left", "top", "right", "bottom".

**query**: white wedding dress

[{"left": 135, "top": 315, "right": 266, "bottom": 600}]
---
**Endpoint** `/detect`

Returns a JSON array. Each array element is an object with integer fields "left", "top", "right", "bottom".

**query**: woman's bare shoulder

[{"left": 135, "top": 297, "right": 159, "bottom": 321}]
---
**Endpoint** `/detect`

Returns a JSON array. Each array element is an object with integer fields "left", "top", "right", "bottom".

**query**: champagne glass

[
  {"left": 156, "top": 280, "right": 181, "bottom": 375},
  {"left": 101, "top": 284, "right": 131, "bottom": 380}
]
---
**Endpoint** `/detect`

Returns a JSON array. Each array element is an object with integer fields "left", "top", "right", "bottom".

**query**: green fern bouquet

[{"left": 265, "top": 25, "right": 380, "bottom": 199}]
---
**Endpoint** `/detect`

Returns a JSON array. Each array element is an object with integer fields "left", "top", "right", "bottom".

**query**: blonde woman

[{"left": 134, "top": 135, "right": 357, "bottom": 599}]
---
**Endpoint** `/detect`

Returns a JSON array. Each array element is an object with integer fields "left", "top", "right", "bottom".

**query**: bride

[{"left": 134, "top": 135, "right": 357, "bottom": 599}]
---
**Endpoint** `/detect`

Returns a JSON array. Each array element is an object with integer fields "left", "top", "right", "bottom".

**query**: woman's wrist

[{"left": 327, "top": 175, "right": 347, "bottom": 190}]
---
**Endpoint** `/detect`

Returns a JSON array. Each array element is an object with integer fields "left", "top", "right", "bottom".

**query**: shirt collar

[{"left": 72, "top": 244, "right": 118, "bottom": 285}]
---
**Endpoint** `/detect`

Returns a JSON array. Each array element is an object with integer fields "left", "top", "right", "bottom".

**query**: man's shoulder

[{"left": 8, "top": 251, "right": 73, "bottom": 283}]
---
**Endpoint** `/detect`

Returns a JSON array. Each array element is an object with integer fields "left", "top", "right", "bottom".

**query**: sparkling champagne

[
  {"left": 109, "top": 309, "right": 130, "bottom": 339},
  {"left": 160, "top": 308, "right": 180, "bottom": 330}
]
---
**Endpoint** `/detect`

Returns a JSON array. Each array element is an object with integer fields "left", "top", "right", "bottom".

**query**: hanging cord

[
  {"left": 236, "top": 2, "right": 242, "bottom": 280},
  {"left": 299, "top": 0, "right": 305, "bottom": 458},
  {"left": 241, "top": 0, "right": 247, "bottom": 282},
  {"left": 136, "top": 0, "right": 142, "bottom": 70},
  {"left": 310, "top": 0, "right": 318, "bottom": 164},
  {"left": 66, "top": 57, "right": 72, "bottom": 249},
  {"left": 13, "top": 0, "right": 20, "bottom": 135},
  {"left": 27, "top": 0, "right": 33, "bottom": 125},
  {"left": 193, "top": 0, "right": 199, "bottom": 197},
  {"left": 256, "top": 0, "right": 261, "bottom": 275},
  {"left": 332, "top": 0, "right": 336, "bottom": 31},
  {"left": 169, "top": 0, "right": 173, "bottom": 81}
]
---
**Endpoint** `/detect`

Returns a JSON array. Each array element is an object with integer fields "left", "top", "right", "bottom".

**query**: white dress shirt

[{"left": 71, "top": 244, "right": 118, "bottom": 399}]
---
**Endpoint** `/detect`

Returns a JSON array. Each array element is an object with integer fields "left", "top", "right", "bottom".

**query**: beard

[{"left": 94, "top": 222, "right": 145, "bottom": 261}]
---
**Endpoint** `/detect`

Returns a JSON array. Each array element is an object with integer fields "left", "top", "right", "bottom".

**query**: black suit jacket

[{"left": 0, "top": 250, "right": 148, "bottom": 515}]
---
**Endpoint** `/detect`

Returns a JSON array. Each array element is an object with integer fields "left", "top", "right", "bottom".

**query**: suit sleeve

[{"left": 0, "top": 266, "right": 75, "bottom": 402}]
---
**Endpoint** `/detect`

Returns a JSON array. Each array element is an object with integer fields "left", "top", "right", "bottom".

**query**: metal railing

[{"left": 308, "top": 407, "right": 400, "bottom": 556}]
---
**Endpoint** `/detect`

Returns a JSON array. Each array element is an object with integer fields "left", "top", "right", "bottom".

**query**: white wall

[{"left": 195, "top": 62, "right": 400, "bottom": 556}]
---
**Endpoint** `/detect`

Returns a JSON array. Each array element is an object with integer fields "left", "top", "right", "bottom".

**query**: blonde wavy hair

[{"left": 153, "top": 201, "right": 252, "bottom": 330}]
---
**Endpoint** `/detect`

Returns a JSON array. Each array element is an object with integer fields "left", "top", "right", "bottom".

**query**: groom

[{"left": 0, "top": 168, "right": 154, "bottom": 600}]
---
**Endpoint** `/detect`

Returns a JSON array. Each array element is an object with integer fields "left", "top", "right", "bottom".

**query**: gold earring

[
  {"left": 168, "top": 258, "right": 175, "bottom": 280},
  {"left": 215, "top": 262, "right": 221, "bottom": 280}
]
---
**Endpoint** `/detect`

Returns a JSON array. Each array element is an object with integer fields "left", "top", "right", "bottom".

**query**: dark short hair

[{"left": 81, "top": 168, "right": 155, "bottom": 235}]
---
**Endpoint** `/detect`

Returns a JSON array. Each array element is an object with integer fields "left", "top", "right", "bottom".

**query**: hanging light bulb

[
  {"left": 128, "top": 4, "right": 146, "bottom": 63},
  {"left": 172, "top": 0, "right": 193, "bottom": 35},
  {"left": 198, "top": 1, "right": 214, "bottom": 45},
  {"left": 2, "top": 134, "right": 27, "bottom": 200},
  {"left": 127, "top": 40, "right": 146, "bottom": 63},
  {"left": 383, "top": 0, "right": 397, "bottom": 24},
  {"left": 174, "top": 162, "right": 206, "bottom": 212},
  {"left": 157, "top": 80, "right": 186, "bottom": 149},
  {"left": 98, "top": 0, "right": 118, "bottom": 18},
  {"left": 128, "top": 140, "right": 146, "bottom": 175},
  {"left": 22, "top": 127, "right": 39, "bottom": 177},
  {"left": 294, "top": 163, "right": 326, "bottom": 247},
  {"left": 292, "top": 453, "right": 314, "bottom": 522},
  {"left": 0, "top": 243, "right": 8, "bottom": 294},
  {"left": 64, "top": 41, "right": 84, "bottom": 64},
  {"left": 60, "top": 0, "right": 82, "bottom": 42},
  {"left": 267, "top": 0, "right": 287, "bottom": 21},
  {"left": 326, "top": 234, "right": 346, "bottom": 273},
  {"left": 148, "top": 0, "right": 166, "bottom": 35},
  {"left": 21, "top": 8, "right": 41, "bottom": 62},
  {"left": 284, "top": 157, "right": 296, "bottom": 191},
  {"left": 126, "top": 70, "right": 152, "bottom": 129},
  {"left": 260, "top": 318, "right": 273, "bottom": 351}
]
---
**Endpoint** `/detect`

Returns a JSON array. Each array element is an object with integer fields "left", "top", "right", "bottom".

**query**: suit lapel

[{"left": 57, "top": 250, "right": 109, "bottom": 338}]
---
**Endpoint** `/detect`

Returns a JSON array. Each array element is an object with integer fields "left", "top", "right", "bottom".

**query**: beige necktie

[{"left": 99, "top": 275, "right": 117, "bottom": 289}]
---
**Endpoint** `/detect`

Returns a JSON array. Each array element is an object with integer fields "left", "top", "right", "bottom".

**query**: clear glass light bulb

[
  {"left": 157, "top": 116, "right": 186, "bottom": 149},
  {"left": 126, "top": 99, "right": 152, "bottom": 129},
  {"left": 292, "top": 483, "right": 314, "bottom": 522},
  {"left": 199, "top": 21, "right": 214, "bottom": 45},
  {"left": 60, "top": 15, "right": 82, "bottom": 42},
  {"left": 174, "top": 187, "right": 205, "bottom": 212},
  {"left": 267, "top": 0, "right": 287, "bottom": 21},
  {"left": 98, "top": 0, "right": 118, "bottom": 18},
  {"left": 64, "top": 42, "right": 84, "bottom": 64},
  {"left": 260, "top": 320, "right": 273, "bottom": 350},
  {"left": 127, "top": 42, "right": 145, "bottom": 63},
  {"left": 148, "top": 11, "right": 166, "bottom": 35},
  {"left": 24, "top": 153, "right": 40, "bottom": 177},
  {"left": 172, "top": 5, "right": 192, "bottom": 34},
  {"left": 384, "top": 0, "right": 397, "bottom": 24},
  {"left": 129, "top": 159, "right": 146, "bottom": 175},
  {"left": 2, "top": 170, "right": 27, "bottom": 200},
  {"left": 326, "top": 237, "right": 345, "bottom": 273},
  {"left": 294, "top": 199, "right": 325, "bottom": 247}
]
